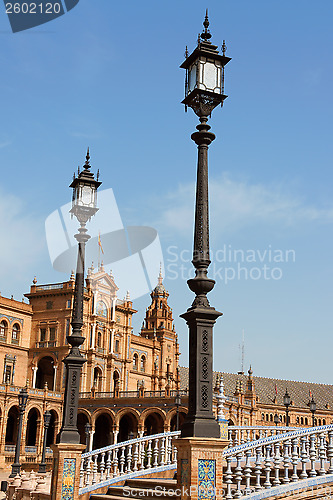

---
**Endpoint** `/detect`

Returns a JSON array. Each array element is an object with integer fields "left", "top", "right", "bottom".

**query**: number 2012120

[{"left": 5, "top": 3, "right": 62, "bottom": 14}]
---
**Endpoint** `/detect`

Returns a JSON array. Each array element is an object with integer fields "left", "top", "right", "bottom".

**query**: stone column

[
  {"left": 53, "top": 365, "right": 57, "bottom": 392},
  {"left": 50, "top": 443, "right": 86, "bottom": 500},
  {"left": 89, "top": 429, "right": 95, "bottom": 451},
  {"left": 174, "top": 437, "right": 228, "bottom": 500},
  {"left": 32, "top": 366, "right": 37, "bottom": 388}
]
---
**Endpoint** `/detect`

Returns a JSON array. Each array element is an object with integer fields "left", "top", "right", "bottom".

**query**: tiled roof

[{"left": 179, "top": 366, "right": 333, "bottom": 411}]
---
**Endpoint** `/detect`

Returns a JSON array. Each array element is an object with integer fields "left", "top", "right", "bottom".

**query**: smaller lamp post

[
  {"left": 309, "top": 396, "right": 316, "bottom": 427},
  {"left": 10, "top": 387, "right": 28, "bottom": 477},
  {"left": 175, "top": 393, "right": 182, "bottom": 431},
  {"left": 38, "top": 410, "right": 51, "bottom": 473},
  {"left": 283, "top": 389, "right": 291, "bottom": 427},
  {"left": 274, "top": 413, "right": 279, "bottom": 427},
  {"left": 84, "top": 423, "right": 91, "bottom": 453}
]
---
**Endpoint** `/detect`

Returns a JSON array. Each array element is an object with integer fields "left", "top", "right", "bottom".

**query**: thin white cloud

[
  {"left": 154, "top": 174, "right": 333, "bottom": 236},
  {"left": 0, "top": 140, "right": 11, "bottom": 149}
]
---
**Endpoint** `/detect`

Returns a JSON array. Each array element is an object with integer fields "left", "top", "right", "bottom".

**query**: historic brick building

[{"left": 0, "top": 268, "right": 332, "bottom": 468}]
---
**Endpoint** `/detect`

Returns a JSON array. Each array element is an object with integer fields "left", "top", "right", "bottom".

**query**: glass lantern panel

[
  {"left": 188, "top": 64, "right": 197, "bottom": 92},
  {"left": 203, "top": 62, "right": 219, "bottom": 92},
  {"left": 81, "top": 185, "right": 93, "bottom": 206}
]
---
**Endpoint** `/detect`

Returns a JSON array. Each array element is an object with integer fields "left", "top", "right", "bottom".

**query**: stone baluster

[
  {"left": 254, "top": 447, "right": 262, "bottom": 491},
  {"left": 100, "top": 452, "right": 105, "bottom": 481},
  {"left": 105, "top": 450, "right": 112, "bottom": 479},
  {"left": 79, "top": 457, "right": 85, "bottom": 488},
  {"left": 160, "top": 437, "right": 165, "bottom": 466},
  {"left": 153, "top": 439, "right": 159, "bottom": 467},
  {"left": 140, "top": 440, "right": 145, "bottom": 470},
  {"left": 327, "top": 430, "right": 333, "bottom": 474},
  {"left": 309, "top": 434, "right": 317, "bottom": 477},
  {"left": 126, "top": 444, "right": 132, "bottom": 472},
  {"left": 234, "top": 452, "right": 243, "bottom": 498},
  {"left": 240, "top": 430, "right": 245, "bottom": 445},
  {"left": 282, "top": 439, "right": 291, "bottom": 483},
  {"left": 173, "top": 441, "right": 178, "bottom": 463},
  {"left": 318, "top": 433, "right": 326, "bottom": 475},
  {"left": 264, "top": 444, "right": 272, "bottom": 489},
  {"left": 273, "top": 441, "right": 281, "bottom": 485},
  {"left": 259, "top": 429, "right": 264, "bottom": 440},
  {"left": 246, "top": 429, "right": 250, "bottom": 442},
  {"left": 133, "top": 442, "right": 139, "bottom": 471},
  {"left": 146, "top": 440, "right": 152, "bottom": 468},
  {"left": 300, "top": 436, "right": 308, "bottom": 479},
  {"left": 291, "top": 438, "right": 299, "bottom": 482},
  {"left": 113, "top": 448, "right": 119, "bottom": 477},
  {"left": 244, "top": 448, "right": 252, "bottom": 495},
  {"left": 86, "top": 455, "right": 92, "bottom": 485},
  {"left": 166, "top": 436, "right": 172, "bottom": 465},
  {"left": 92, "top": 454, "right": 98, "bottom": 484},
  {"left": 119, "top": 446, "right": 126, "bottom": 474},
  {"left": 225, "top": 456, "right": 233, "bottom": 500}
]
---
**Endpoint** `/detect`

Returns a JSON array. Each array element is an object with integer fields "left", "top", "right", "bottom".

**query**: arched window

[
  {"left": 133, "top": 354, "right": 138, "bottom": 370},
  {"left": 314, "top": 418, "right": 317, "bottom": 425},
  {"left": 269, "top": 414, "right": 273, "bottom": 422},
  {"left": 265, "top": 414, "right": 269, "bottom": 421},
  {"left": 296, "top": 417, "right": 299, "bottom": 424},
  {"left": 300, "top": 417, "right": 304, "bottom": 425},
  {"left": 140, "top": 356, "right": 146, "bottom": 373},
  {"left": 323, "top": 419, "right": 326, "bottom": 425},
  {"left": 12, "top": 323, "right": 20, "bottom": 343},
  {"left": 0, "top": 320, "right": 7, "bottom": 340},
  {"left": 319, "top": 418, "right": 322, "bottom": 426},
  {"left": 97, "top": 331, "right": 102, "bottom": 348},
  {"left": 305, "top": 417, "right": 308, "bottom": 425},
  {"left": 283, "top": 415, "right": 286, "bottom": 423}
]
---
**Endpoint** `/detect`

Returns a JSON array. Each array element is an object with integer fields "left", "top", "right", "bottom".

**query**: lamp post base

[
  {"left": 51, "top": 443, "right": 86, "bottom": 500},
  {"left": 9, "top": 463, "right": 21, "bottom": 478}
]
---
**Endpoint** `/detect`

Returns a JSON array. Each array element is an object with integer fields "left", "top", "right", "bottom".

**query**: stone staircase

[{"left": 90, "top": 478, "right": 179, "bottom": 500}]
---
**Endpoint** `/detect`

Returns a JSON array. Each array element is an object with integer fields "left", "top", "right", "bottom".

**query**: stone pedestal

[
  {"left": 174, "top": 438, "right": 229, "bottom": 500},
  {"left": 218, "top": 419, "right": 228, "bottom": 440},
  {"left": 50, "top": 443, "right": 85, "bottom": 500}
]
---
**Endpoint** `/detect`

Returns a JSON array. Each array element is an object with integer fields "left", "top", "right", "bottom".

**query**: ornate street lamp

[
  {"left": 309, "top": 396, "right": 316, "bottom": 427},
  {"left": 283, "top": 389, "right": 291, "bottom": 427},
  {"left": 10, "top": 387, "right": 28, "bottom": 477},
  {"left": 180, "top": 12, "right": 231, "bottom": 438},
  {"left": 175, "top": 393, "right": 182, "bottom": 431},
  {"left": 274, "top": 413, "right": 279, "bottom": 427},
  {"left": 38, "top": 410, "right": 51, "bottom": 473},
  {"left": 57, "top": 149, "right": 101, "bottom": 444},
  {"left": 84, "top": 422, "right": 91, "bottom": 453}
]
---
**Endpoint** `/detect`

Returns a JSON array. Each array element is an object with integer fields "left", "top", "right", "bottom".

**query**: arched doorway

[
  {"left": 170, "top": 411, "right": 186, "bottom": 432},
  {"left": 5, "top": 406, "right": 19, "bottom": 444},
  {"left": 46, "top": 410, "right": 57, "bottom": 447},
  {"left": 77, "top": 413, "right": 89, "bottom": 446},
  {"left": 93, "top": 367, "right": 103, "bottom": 392},
  {"left": 26, "top": 408, "right": 40, "bottom": 446},
  {"left": 118, "top": 413, "right": 138, "bottom": 442},
  {"left": 36, "top": 357, "right": 54, "bottom": 389},
  {"left": 113, "top": 371, "right": 120, "bottom": 394},
  {"left": 144, "top": 412, "right": 164, "bottom": 435},
  {"left": 93, "top": 413, "right": 113, "bottom": 449}
]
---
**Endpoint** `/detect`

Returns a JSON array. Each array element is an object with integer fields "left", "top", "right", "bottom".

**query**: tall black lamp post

[
  {"left": 274, "top": 413, "right": 279, "bottom": 427},
  {"left": 85, "top": 422, "right": 91, "bottom": 453},
  {"left": 283, "top": 389, "right": 291, "bottom": 427},
  {"left": 39, "top": 410, "right": 51, "bottom": 473},
  {"left": 309, "top": 396, "right": 316, "bottom": 427},
  {"left": 180, "top": 12, "right": 231, "bottom": 438},
  {"left": 57, "top": 150, "right": 101, "bottom": 444},
  {"left": 175, "top": 393, "right": 182, "bottom": 431},
  {"left": 10, "top": 387, "right": 28, "bottom": 477}
]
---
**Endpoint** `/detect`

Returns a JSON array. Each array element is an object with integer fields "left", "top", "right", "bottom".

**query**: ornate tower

[{"left": 140, "top": 270, "right": 180, "bottom": 390}]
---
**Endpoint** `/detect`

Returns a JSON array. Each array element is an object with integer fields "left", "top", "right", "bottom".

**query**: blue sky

[{"left": 0, "top": 1, "right": 333, "bottom": 386}]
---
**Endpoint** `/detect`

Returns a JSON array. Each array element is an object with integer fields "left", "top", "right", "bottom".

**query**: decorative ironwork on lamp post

[
  {"left": 309, "top": 396, "right": 316, "bottom": 427},
  {"left": 57, "top": 149, "right": 101, "bottom": 444},
  {"left": 175, "top": 393, "right": 182, "bottom": 431},
  {"left": 10, "top": 387, "right": 28, "bottom": 477},
  {"left": 283, "top": 389, "right": 291, "bottom": 427},
  {"left": 38, "top": 410, "right": 51, "bottom": 473},
  {"left": 180, "top": 12, "right": 231, "bottom": 438}
]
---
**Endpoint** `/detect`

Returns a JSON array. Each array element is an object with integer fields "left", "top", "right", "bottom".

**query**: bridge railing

[
  {"left": 228, "top": 425, "right": 298, "bottom": 447},
  {"left": 79, "top": 430, "right": 180, "bottom": 495},
  {"left": 223, "top": 424, "right": 333, "bottom": 499}
]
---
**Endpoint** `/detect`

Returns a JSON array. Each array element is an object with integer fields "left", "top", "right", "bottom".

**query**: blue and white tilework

[
  {"left": 198, "top": 459, "right": 215, "bottom": 500},
  {"left": 61, "top": 458, "right": 76, "bottom": 500}
]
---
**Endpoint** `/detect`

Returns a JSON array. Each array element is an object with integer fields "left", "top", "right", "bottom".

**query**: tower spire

[
  {"left": 201, "top": 9, "right": 212, "bottom": 41},
  {"left": 158, "top": 263, "right": 163, "bottom": 285}
]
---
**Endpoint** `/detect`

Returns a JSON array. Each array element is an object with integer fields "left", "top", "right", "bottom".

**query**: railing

[
  {"left": 35, "top": 283, "right": 64, "bottom": 291},
  {"left": 228, "top": 425, "right": 299, "bottom": 447},
  {"left": 79, "top": 389, "right": 189, "bottom": 399},
  {"left": 224, "top": 424, "right": 333, "bottom": 499},
  {"left": 79, "top": 430, "right": 180, "bottom": 495}
]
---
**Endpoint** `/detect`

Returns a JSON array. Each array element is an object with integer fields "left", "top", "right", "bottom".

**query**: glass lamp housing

[
  {"left": 188, "top": 57, "right": 222, "bottom": 95},
  {"left": 69, "top": 156, "right": 101, "bottom": 224},
  {"left": 283, "top": 391, "right": 291, "bottom": 407},
  {"left": 309, "top": 398, "right": 316, "bottom": 413},
  {"left": 18, "top": 387, "right": 28, "bottom": 410},
  {"left": 44, "top": 410, "right": 51, "bottom": 426},
  {"left": 72, "top": 181, "right": 97, "bottom": 211}
]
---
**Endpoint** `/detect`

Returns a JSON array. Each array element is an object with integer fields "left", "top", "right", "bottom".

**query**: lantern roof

[
  {"left": 69, "top": 148, "right": 102, "bottom": 190},
  {"left": 180, "top": 11, "right": 231, "bottom": 70}
]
